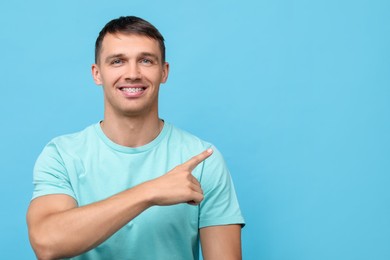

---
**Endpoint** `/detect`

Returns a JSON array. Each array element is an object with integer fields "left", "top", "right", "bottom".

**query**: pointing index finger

[{"left": 184, "top": 148, "right": 213, "bottom": 170}]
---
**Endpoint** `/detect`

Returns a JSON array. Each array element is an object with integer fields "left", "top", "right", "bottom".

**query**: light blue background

[{"left": 1, "top": 0, "right": 389, "bottom": 259}]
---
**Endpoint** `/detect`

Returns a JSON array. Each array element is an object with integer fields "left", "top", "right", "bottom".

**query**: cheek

[
  {"left": 145, "top": 69, "right": 165, "bottom": 83},
  {"left": 102, "top": 70, "right": 123, "bottom": 85}
]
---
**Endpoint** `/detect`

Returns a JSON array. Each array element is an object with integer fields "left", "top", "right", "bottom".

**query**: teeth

[{"left": 122, "top": 88, "right": 143, "bottom": 93}]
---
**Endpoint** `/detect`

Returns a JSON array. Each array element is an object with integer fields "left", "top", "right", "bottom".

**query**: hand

[{"left": 145, "top": 148, "right": 213, "bottom": 206}]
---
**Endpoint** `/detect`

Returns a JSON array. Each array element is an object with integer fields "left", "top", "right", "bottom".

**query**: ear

[
  {"left": 161, "top": 62, "right": 170, "bottom": 84},
  {"left": 92, "top": 64, "right": 102, "bottom": 85}
]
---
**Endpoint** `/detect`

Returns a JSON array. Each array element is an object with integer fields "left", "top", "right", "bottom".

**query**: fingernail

[{"left": 207, "top": 148, "right": 213, "bottom": 154}]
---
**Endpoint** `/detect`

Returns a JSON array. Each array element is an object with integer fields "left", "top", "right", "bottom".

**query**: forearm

[{"left": 28, "top": 184, "right": 152, "bottom": 259}]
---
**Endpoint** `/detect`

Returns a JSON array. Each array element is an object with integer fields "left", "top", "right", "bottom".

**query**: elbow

[
  {"left": 29, "top": 229, "right": 81, "bottom": 260},
  {"left": 29, "top": 232, "right": 58, "bottom": 260},
  {"left": 35, "top": 251, "right": 56, "bottom": 260},
  {"left": 31, "top": 241, "right": 56, "bottom": 260}
]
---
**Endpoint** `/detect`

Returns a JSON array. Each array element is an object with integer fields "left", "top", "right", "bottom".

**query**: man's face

[{"left": 92, "top": 33, "right": 169, "bottom": 118}]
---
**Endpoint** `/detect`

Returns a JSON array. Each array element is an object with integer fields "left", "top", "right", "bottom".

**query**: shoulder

[
  {"left": 50, "top": 124, "right": 96, "bottom": 145},
  {"left": 37, "top": 124, "right": 98, "bottom": 161},
  {"left": 48, "top": 124, "right": 97, "bottom": 150},
  {"left": 165, "top": 122, "right": 227, "bottom": 175},
  {"left": 166, "top": 122, "right": 213, "bottom": 151}
]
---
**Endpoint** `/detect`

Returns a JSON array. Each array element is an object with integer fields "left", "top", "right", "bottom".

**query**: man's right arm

[{"left": 27, "top": 149, "right": 213, "bottom": 260}]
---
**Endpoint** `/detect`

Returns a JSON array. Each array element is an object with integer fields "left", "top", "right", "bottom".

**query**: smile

[
  {"left": 121, "top": 87, "right": 145, "bottom": 93},
  {"left": 118, "top": 86, "right": 147, "bottom": 97}
]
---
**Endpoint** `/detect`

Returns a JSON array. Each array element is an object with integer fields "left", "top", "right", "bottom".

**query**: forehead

[{"left": 100, "top": 33, "right": 162, "bottom": 59}]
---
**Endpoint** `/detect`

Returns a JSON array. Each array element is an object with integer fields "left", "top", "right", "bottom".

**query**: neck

[{"left": 100, "top": 115, "right": 163, "bottom": 148}]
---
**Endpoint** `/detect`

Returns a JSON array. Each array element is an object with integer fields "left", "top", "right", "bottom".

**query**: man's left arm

[
  {"left": 200, "top": 224, "right": 242, "bottom": 260},
  {"left": 197, "top": 146, "right": 244, "bottom": 259}
]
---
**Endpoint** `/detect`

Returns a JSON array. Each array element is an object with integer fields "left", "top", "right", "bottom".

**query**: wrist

[{"left": 135, "top": 181, "right": 158, "bottom": 207}]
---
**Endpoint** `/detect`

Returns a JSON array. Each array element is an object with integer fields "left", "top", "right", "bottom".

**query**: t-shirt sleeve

[
  {"left": 198, "top": 146, "right": 245, "bottom": 228},
  {"left": 32, "top": 141, "right": 76, "bottom": 201}
]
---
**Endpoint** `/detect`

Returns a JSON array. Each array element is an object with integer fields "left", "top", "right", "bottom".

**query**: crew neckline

[{"left": 93, "top": 121, "right": 170, "bottom": 154}]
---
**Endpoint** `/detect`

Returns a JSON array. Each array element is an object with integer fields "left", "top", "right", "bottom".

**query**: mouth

[{"left": 118, "top": 86, "right": 147, "bottom": 97}]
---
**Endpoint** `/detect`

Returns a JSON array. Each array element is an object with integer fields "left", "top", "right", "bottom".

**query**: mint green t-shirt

[{"left": 32, "top": 122, "right": 245, "bottom": 260}]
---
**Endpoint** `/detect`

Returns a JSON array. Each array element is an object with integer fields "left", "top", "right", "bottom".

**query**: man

[{"left": 27, "top": 16, "right": 244, "bottom": 260}]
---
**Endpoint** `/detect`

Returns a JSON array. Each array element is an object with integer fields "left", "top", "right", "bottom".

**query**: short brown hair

[{"left": 95, "top": 16, "right": 165, "bottom": 64}]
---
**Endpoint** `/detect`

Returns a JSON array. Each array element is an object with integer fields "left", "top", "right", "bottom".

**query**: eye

[
  {"left": 140, "top": 58, "right": 153, "bottom": 65},
  {"left": 111, "top": 59, "right": 123, "bottom": 65}
]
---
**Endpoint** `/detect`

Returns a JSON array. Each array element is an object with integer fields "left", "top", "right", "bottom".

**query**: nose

[{"left": 124, "top": 61, "right": 141, "bottom": 81}]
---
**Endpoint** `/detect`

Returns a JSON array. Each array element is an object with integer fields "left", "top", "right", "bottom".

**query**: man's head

[
  {"left": 95, "top": 16, "right": 165, "bottom": 64},
  {"left": 91, "top": 16, "right": 169, "bottom": 120}
]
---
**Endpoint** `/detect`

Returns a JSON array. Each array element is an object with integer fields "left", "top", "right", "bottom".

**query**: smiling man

[{"left": 27, "top": 16, "right": 244, "bottom": 260}]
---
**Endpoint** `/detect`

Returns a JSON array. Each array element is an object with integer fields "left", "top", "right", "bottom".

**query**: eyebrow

[
  {"left": 104, "top": 53, "right": 126, "bottom": 64},
  {"left": 139, "top": 52, "right": 160, "bottom": 62}
]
